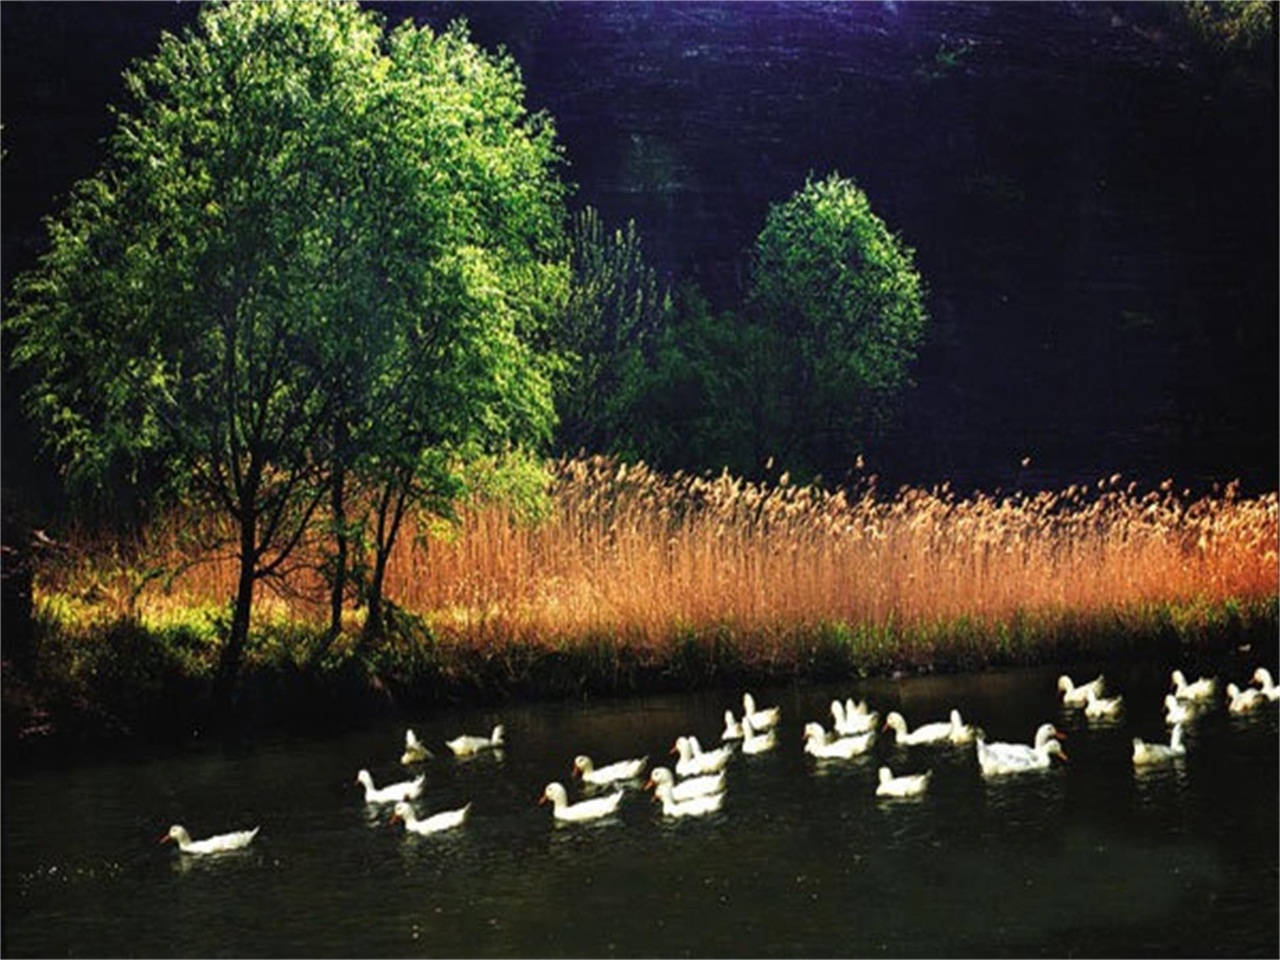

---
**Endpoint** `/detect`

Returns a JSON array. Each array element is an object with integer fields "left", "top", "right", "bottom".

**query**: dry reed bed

[{"left": 40, "top": 457, "right": 1279, "bottom": 661}]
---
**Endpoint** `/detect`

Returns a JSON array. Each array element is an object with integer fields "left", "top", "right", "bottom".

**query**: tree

[
  {"left": 553, "top": 206, "right": 669, "bottom": 456},
  {"left": 746, "top": 173, "right": 927, "bottom": 479},
  {"left": 6, "top": 1, "right": 567, "bottom": 710}
]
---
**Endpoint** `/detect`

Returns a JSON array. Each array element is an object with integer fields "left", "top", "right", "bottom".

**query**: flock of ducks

[{"left": 159, "top": 665, "right": 1278, "bottom": 855}]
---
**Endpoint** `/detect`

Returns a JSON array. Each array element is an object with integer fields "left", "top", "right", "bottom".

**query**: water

[{"left": 4, "top": 658, "right": 1277, "bottom": 957}]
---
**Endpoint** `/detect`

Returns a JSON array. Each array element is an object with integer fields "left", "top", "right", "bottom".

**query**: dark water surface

[{"left": 4, "top": 657, "right": 1277, "bottom": 957}]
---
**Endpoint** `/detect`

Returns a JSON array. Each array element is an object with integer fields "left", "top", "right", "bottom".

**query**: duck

[
  {"left": 652, "top": 780, "right": 725, "bottom": 818},
  {"left": 161, "top": 824, "right": 259, "bottom": 855},
  {"left": 356, "top": 769, "right": 425, "bottom": 805},
  {"left": 875, "top": 766, "right": 932, "bottom": 798},
  {"left": 1171, "top": 669, "right": 1216, "bottom": 702},
  {"left": 1083, "top": 687, "right": 1124, "bottom": 719},
  {"left": 673, "top": 736, "right": 731, "bottom": 776},
  {"left": 1057, "top": 673, "right": 1105, "bottom": 707},
  {"left": 391, "top": 800, "right": 470, "bottom": 835},
  {"left": 400, "top": 728, "right": 433, "bottom": 765},
  {"left": 803, "top": 724, "right": 873, "bottom": 759},
  {"left": 721, "top": 710, "right": 745, "bottom": 741},
  {"left": 539, "top": 782, "right": 623, "bottom": 822},
  {"left": 946, "top": 709, "right": 978, "bottom": 744},
  {"left": 572, "top": 754, "right": 648, "bottom": 786},
  {"left": 741, "top": 719, "right": 778, "bottom": 755},
  {"left": 646, "top": 766, "right": 725, "bottom": 801},
  {"left": 742, "top": 692, "right": 781, "bottom": 731},
  {"left": 1226, "top": 682, "right": 1268, "bottom": 715},
  {"left": 1132, "top": 723, "right": 1187, "bottom": 766},
  {"left": 976, "top": 723, "right": 1067, "bottom": 776},
  {"left": 446, "top": 724, "right": 505, "bottom": 757},
  {"left": 831, "top": 699, "right": 878, "bottom": 736},
  {"left": 1164, "top": 693, "right": 1194, "bottom": 726},
  {"left": 1251, "top": 667, "right": 1280, "bottom": 702},
  {"left": 882, "top": 711, "right": 955, "bottom": 746}
]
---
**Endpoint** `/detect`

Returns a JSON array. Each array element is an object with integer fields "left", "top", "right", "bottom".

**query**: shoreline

[{"left": 4, "top": 594, "right": 1274, "bottom": 769}]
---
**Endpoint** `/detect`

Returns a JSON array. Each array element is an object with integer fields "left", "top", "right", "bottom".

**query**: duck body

[
  {"left": 1057, "top": 674, "right": 1105, "bottom": 707},
  {"left": 946, "top": 709, "right": 977, "bottom": 744},
  {"left": 804, "top": 726, "right": 873, "bottom": 759},
  {"left": 976, "top": 724, "right": 1066, "bottom": 776},
  {"left": 673, "top": 736, "right": 731, "bottom": 776},
  {"left": 1171, "top": 669, "right": 1217, "bottom": 702},
  {"left": 741, "top": 725, "right": 778, "bottom": 755},
  {"left": 162, "top": 824, "right": 259, "bottom": 855},
  {"left": 540, "top": 782, "right": 623, "bottom": 822},
  {"left": 392, "top": 800, "right": 471, "bottom": 835},
  {"left": 1226, "top": 682, "right": 1268, "bottom": 715},
  {"left": 446, "top": 724, "right": 505, "bottom": 757},
  {"left": 653, "top": 781, "right": 725, "bottom": 818},
  {"left": 1164, "top": 693, "right": 1194, "bottom": 726},
  {"left": 1251, "top": 667, "right": 1280, "bottom": 702},
  {"left": 1083, "top": 688, "right": 1124, "bottom": 719},
  {"left": 721, "top": 710, "right": 745, "bottom": 741},
  {"left": 742, "top": 692, "right": 781, "bottom": 731},
  {"left": 1132, "top": 723, "right": 1187, "bottom": 765},
  {"left": 401, "top": 728, "right": 433, "bottom": 765},
  {"left": 573, "top": 754, "right": 648, "bottom": 786},
  {"left": 356, "top": 769, "right": 425, "bottom": 805},
  {"left": 647, "top": 766, "right": 725, "bottom": 801},
  {"left": 883, "top": 711, "right": 953, "bottom": 746},
  {"left": 876, "top": 766, "right": 932, "bottom": 798},
  {"left": 831, "top": 700, "right": 878, "bottom": 736}
]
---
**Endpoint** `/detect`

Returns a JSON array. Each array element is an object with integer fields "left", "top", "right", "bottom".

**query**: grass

[{"left": 11, "top": 457, "right": 1278, "bottom": 747}]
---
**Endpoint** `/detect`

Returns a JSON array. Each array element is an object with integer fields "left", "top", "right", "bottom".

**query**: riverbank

[{"left": 4, "top": 593, "right": 1275, "bottom": 768}]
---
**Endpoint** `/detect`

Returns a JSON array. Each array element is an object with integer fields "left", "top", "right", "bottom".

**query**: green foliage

[
  {"left": 5, "top": 0, "right": 569, "bottom": 699},
  {"left": 554, "top": 206, "right": 670, "bottom": 455},
  {"left": 746, "top": 172, "right": 928, "bottom": 478}
]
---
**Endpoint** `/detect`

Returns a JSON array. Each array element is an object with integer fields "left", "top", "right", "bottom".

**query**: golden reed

[{"left": 38, "top": 457, "right": 1279, "bottom": 654}]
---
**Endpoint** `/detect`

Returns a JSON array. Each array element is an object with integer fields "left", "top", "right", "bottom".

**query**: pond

[{"left": 3, "top": 654, "right": 1277, "bottom": 957}]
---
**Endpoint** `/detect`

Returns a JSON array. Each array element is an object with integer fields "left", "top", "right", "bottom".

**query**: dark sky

[{"left": 3, "top": 2, "right": 1276, "bottom": 497}]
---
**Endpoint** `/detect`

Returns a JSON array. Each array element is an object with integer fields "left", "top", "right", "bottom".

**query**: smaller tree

[
  {"left": 747, "top": 173, "right": 927, "bottom": 478},
  {"left": 553, "top": 206, "right": 669, "bottom": 456}
]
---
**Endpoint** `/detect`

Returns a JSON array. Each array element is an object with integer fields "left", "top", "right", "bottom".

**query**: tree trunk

[
  {"left": 212, "top": 511, "right": 256, "bottom": 721},
  {"left": 326, "top": 462, "right": 348, "bottom": 644}
]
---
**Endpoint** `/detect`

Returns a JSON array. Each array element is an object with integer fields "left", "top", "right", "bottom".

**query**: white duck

[
  {"left": 1226, "top": 682, "right": 1268, "bottom": 715},
  {"left": 391, "top": 800, "right": 470, "bottom": 835},
  {"left": 721, "top": 710, "right": 745, "bottom": 741},
  {"left": 673, "top": 736, "right": 731, "bottom": 776},
  {"left": 976, "top": 723, "right": 1067, "bottom": 776},
  {"left": 646, "top": 765, "right": 725, "bottom": 801},
  {"left": 946, "top": 709, "right": 978, "bottom": 744},
  {"left": 741, "top": 719, "right": 778, "bottom": 755},
  {"left": 652, "top": 780, "right": 725, "bottom": 818},
  {"left": 446, "top": 724, "right": 505, "bottom": 757},
  {"left": 742, "top": 692, "right": 781, "bottom": 731},
  {"left": 830, "top": 699, "right": 878, "bottom": 736},
  {"left": 401, "top": 728, "right": 433, "bottom": 765},
  {"left": 882, "top": 711, "right": 955, "bottom": 746},
  {"left": 1164, "top": 693, "right": 1194, "bottom": 726},
  {"left": 1171, "top": 669, "right": 1216, "bottom": 702},
  {"left": 1057, "top": 673, "right": 1105, "bottom": 707},
  {"left": 803, "top": 724, "right": 873, "bottom": 759},
  {"left": 572, "top": 754, "right": 648, "bottom": 786},
  {"left": 539, "top": 782, "right": 623, "bottom": 822},
  {"left": 1083, "top": 687, "right": 1124, "bottom": 719},
  {"left": 356, "top": 769, "right": 425, "bottom": 805},
  {"left": 1132, "top": 723, "right": 1187, "bottom": 766},
  {"left": 875, "top": 766, "right": 932, "bottom": 798},
  {"left": 161, "top": 824, "right": 259, "bottom": 855},
  {"left": 1252, "top": 667, "right": 1280, "bottom": 701}
]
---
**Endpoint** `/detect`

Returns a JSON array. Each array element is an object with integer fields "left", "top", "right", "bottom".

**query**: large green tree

[
  {"left": 746, "top": 173, "right": 927, "bottom": 478},
  {"left": 6, "top": 1, "right": 567, "bottom": 709}
]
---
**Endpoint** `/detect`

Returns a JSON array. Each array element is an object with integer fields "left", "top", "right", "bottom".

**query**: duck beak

[
  {"left": 157, "top": 834, "right": 170, "bottom": 844},
  {"left": 644, "top": 778, "right": 655, "bottom": 791}
]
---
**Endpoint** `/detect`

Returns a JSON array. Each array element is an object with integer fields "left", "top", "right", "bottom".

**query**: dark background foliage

[{"left": 4, "top": 1, "right": 1276, "bottom": 508}]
